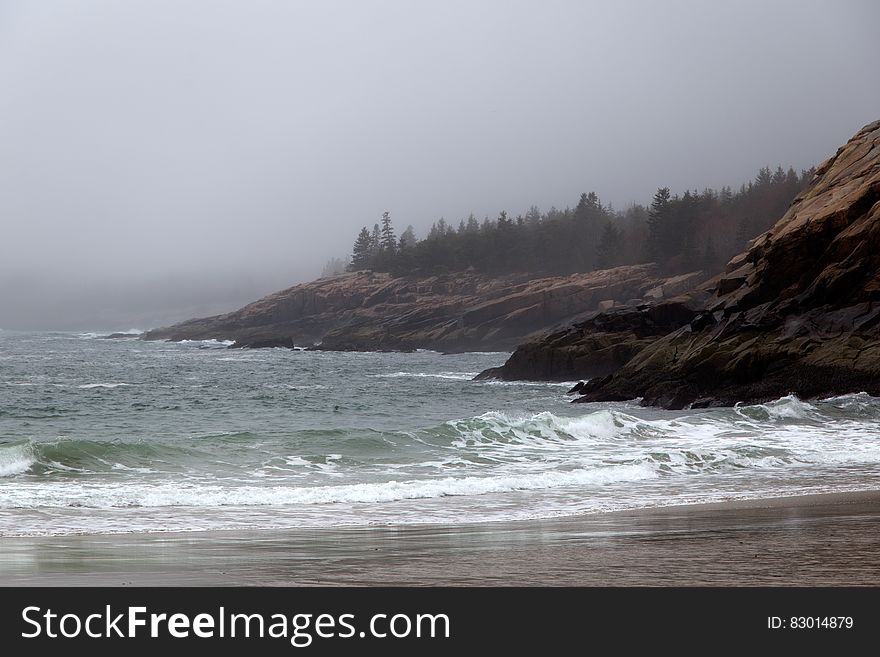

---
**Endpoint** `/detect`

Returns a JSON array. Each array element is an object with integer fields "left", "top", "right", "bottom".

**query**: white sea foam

[
  {"left": 177, "top": 339, "right": 235, "bottom": 347},
  {"left": 731, "top": 397, "right": 825, "bottom": 425},
  {"left": 817, "top": 392, "right": 880, "bottom": 419},
  {"left": 280, "top": 454, "right": 341, "bottom": 472},
  {"left": 110, "top": 463, "right": 156, "bottom": 474},
  {"left": 78, "top": 329, "right": 143, "bottom": 339},
  {"left": 762, "top": 394, "right": 820, "bottom": 419},
  {"left": 822, "top": 392, "right": 873, "bottom": 404},
  {"left": 557, "top": 410, "right": 639, "bottom": 440},
  {"left": 44, "top": 460, "right": 83, "bottom": 473},
  {"left": 447, "top": 409, "right": 638, "bottom": 448},
  {"left": 373, "top": 371, "right": 574, "bottom": 386},
  {"left": 374, "top": 371, "right": 477, "bottom": 381},
  {"left": 0, "top": 443, "right": 35, "bottom": 477},
  {"left": 438, "top": 404, "right": 880, "bottom": 474},
  {"left": 479, "top": 379, "right": 579, "bottom": 387},
  {"left": 282, "top": 456, "right": 315, "bottom": 468},
  {"left": 0, "top": 463, "right": 658, "bottom": 509},
  {"left": 77, "top": 383, "right": 130, "bottom": 389},
  {"left": 266, "top": 383, "right": 328, "bottom": 390}
]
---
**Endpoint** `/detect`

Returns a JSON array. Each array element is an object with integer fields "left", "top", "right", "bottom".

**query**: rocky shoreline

[
  {"left": 474, "top": 288, "right": 712, "bottom": 382},
  {"left": 145, "top": 120, "right": 880, "bottom": 409},
  {"left": 144, "top": 265, "right": 705, "bottom": 353},
  {"left": 480, "top": 120, "right": 880, "bottom": 408}
]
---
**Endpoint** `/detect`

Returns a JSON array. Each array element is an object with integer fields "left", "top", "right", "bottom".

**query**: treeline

[{"left": 343, "top": 166, "right": 813, "bottom": 278}]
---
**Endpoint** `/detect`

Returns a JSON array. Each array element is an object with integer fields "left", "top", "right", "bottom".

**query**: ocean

[{"left": 1, "top": 330, "right": 879, "bottom": 537}]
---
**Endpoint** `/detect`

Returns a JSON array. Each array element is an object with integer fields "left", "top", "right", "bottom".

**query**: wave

[
  {"left": 177, "top": 339, "right": 235, "bottom": 347},
  {"left": 5, "top": 396, "right": 880, "bottom": 517},
  {"left": 440, "top": 409, "right": 636, "bottom": 446},
  {"left": 0, "top": 443, "right": 35, "bottom": 477},
  {"left": 371, "top": 371, "right": 573, "bottom": 386},
  {"left": 78, "top": 329, "right": 143, "bottom": 339},
  {"left": 0, "top": 438, "right": 201, "bottom": 477},
  {"left": 0, "top": 463, "right": 659, "bottom": 509},
  {"left": 733, "top": 394, "right": 822, "bottom": 422},
  {"left": 77, "top": 383, "right": 130, "bottom": 389},
  {"left": 477, "top": 379, "right": 579, "bottom": 388},
  {"left": 424, "top": 402, "right": 880, "bottom": 471},
  {"left": 817, "top": 392, "right": 880, "bottom": 419},
  {"left": 5, "top": 393, "right": 876, "bottom": 472},
  {"left": 373, "top": 371, "right": 477, "bottom": 381}
]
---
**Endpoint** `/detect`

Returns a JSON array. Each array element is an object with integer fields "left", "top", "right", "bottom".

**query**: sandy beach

[{"left": 2, "top": 490, "right": 878, "bottom": 586}]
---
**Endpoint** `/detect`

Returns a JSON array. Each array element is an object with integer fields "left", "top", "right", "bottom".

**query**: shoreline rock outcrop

[
  {"left": 144, "top": 265, "right": 706, "bottom": 353},
  {"left": 473, "top": 287, "right": 712, "bottom": 382},
  {"left": 480, "top": 120, "right": 880, "bottom": 408}
]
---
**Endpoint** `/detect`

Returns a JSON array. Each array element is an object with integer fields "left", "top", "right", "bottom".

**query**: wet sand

[{"left": 2, "top": 491, "right": 879, "bottom": 586}]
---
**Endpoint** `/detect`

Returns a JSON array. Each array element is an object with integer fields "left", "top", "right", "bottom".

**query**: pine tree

[
  {"left": 574, "top": 192, "right": 601, "bottom": 221},
  {"left": 371, "top": 223, "right": 380, "bottom": 254},
  {"left": 720, "top": 186, "right": 733, "bottom": 205},
  {"left": 349, "top": 227, "right": 374, "bottom": 270},
  {"left": 677, "top": 190, "right": 699, "bottom": 270},
  {"left": 525, "top": 205, "right": 541, "bottom": 226},
  {"left": 339, "top": 165, "right": 811, "bottom": 277},
  {"left": 380, "top": 211, "right": 396, "bottom": 253},
  {"left": 398, "top": 225, "right": 417, "bottom": 250},
  {"left": 646, "top": 187, "right": 671, "bottom": 263},
  {"left": 596, "top": 222, "right": 623, "bottom": 269},
  {"left": 573, "top": 191, "right": 604, "bottom": 270}
]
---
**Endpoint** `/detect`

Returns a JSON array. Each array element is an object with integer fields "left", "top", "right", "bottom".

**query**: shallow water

[{"left": 2, "top": 330, "right": 879, "bottom": 536}]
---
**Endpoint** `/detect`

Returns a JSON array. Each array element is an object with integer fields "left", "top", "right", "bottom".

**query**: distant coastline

[
  {"left": 142, "top": 121, "right": 880, "bottom": 411},
  {"left": 143, "top": 266, "right": 705, "bottom": 353},
  {"left": 143, "top": 165, "right": 809, "bottom": 356}
]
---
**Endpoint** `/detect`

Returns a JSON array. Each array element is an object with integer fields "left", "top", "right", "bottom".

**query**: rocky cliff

[
  {"left": 482, "top": 120, "right": 880, "bottom": 408},
  {"left": 144, "top": 265, "right": 705, "bottom": 353}
]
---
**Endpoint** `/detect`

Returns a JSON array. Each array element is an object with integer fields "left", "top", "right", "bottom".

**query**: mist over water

[
  {"left": 1, "top": 1, "right": 879, "bottom": 329},
  {"left": 2, "top": 332, "right": 879, "bottom": 536}
]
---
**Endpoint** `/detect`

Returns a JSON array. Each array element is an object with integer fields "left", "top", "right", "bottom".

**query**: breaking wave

[
  {"left": 78, "top": 329, "right": 143, "bottom": 339},
  {"left": 1, "top": 464, "right": 659, "bottom": 509},
  {"left": 4, "top": 394, "right": 880, "bottom": 513},
  {"left": 0, "top": 443, "right": 35, "bottom": 477},
  {"left": 176, "top": 339, "right": 236, "bottom": 347},
  {"left": 374, "top": 371, "right": 477, "bottom": 381}
]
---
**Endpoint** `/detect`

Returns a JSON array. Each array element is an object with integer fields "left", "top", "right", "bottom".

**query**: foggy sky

[{"left": 1, "top": 0, "right": 879, "bottom": 330}]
